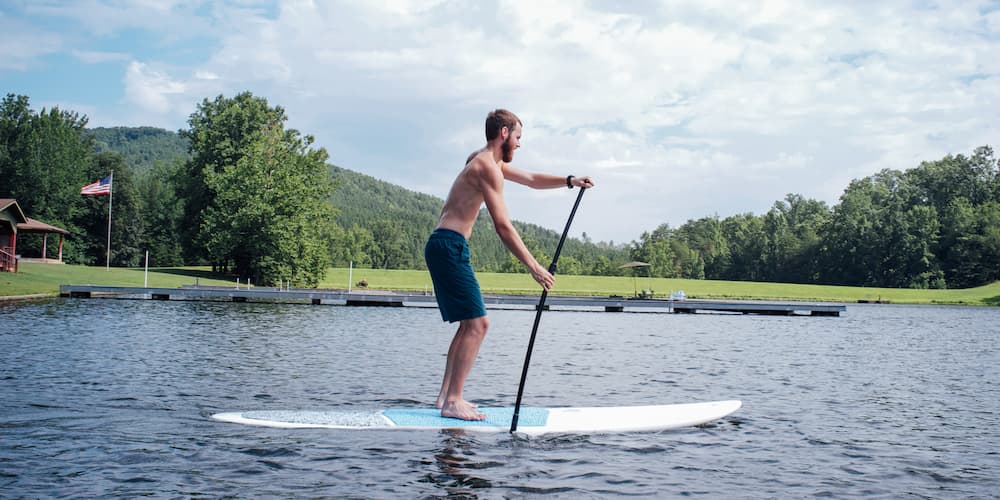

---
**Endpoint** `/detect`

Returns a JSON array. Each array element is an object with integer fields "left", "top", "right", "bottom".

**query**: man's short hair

[{"left": 485, "top": 109, "right": 521, "bottom": 141}]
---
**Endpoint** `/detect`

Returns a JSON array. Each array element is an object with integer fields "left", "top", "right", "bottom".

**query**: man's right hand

[{"left": 531, "top": 265, "right": 554, "bottom": 290}]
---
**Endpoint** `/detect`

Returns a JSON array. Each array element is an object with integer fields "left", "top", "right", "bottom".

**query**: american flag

[{"left": 81, "top": 175, "right": 112, "bottom": 196}]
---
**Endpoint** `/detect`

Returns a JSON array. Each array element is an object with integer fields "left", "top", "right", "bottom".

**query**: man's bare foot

[
  {"left": 436, "top": 396, "right": 477, "bottom": 409},
  {"left": 441, "top": 400, "right": 486, "bottom": 421}
]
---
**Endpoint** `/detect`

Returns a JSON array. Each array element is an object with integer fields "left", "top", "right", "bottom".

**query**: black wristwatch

[{"left": 566, "top": 175, "right": 575, "bottom": 189}]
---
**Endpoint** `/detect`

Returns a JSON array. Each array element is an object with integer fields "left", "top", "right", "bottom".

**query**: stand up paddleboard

[{"left": 212, "top": 400, "right": 741, "bottom": 435}]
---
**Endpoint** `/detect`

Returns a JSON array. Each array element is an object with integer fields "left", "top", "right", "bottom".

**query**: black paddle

[{"left": 511, "top": 186, "right": 587, "bottom": 433}]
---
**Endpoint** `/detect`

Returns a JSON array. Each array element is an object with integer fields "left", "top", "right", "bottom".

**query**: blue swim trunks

[{"left": 424, "top": 229, "right": 487, "bottom": 323}]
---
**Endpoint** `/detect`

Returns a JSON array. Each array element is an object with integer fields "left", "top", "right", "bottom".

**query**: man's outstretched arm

[{"left": 502, "top": 163, "right": 595, "bottom": 190}]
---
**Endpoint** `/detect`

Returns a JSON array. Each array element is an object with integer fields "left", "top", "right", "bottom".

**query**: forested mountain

[
  {"left": 78, "top": 123, "right": 625, "bottom": 274},
  {"left": 87, "top": 127, "right": 190, "bottom": 173},
  {"left": 327, "top": 165, "right": 628, "bottom": 273}
]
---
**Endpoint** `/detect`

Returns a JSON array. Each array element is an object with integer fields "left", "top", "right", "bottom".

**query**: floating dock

[{"left": 59, "top": 284, "right": 845, "bottom": 317}]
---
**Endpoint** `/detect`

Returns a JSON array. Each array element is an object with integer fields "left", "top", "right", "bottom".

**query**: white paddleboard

[{"left": 212, "top": 400, "right": 741, "bottom": 435}]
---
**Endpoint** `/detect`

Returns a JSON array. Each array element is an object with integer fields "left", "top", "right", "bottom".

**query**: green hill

[
  {"left": 328, "top": 165, "right": 625, "bottom": 272},
  {"left": 87, "top": 126, "right": 190, "bottom": 173},
  {"left": 90, "top": 126, "right": 626, "bottom": 273}
]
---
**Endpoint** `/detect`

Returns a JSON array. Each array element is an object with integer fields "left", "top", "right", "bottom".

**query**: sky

[{"left": 2, "top": 1, "right": 998, "bottom": 244}]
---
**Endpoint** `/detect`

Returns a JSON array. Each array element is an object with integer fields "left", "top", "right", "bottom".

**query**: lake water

[{"left": 1, "top": 298, "right": 998, "bottom": 498}]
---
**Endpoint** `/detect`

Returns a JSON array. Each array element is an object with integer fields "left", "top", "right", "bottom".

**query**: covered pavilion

[{"left": 0, "top": 198, "right": 71, "bottom": 272}]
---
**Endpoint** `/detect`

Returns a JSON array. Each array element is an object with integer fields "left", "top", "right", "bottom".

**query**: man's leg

[
  {"left": 435, "top": 325, "right": 480, "bottom": 409},
  {"left": 436, "top": 324, "right": 464, "bottom": 408},
  {"left": 438, "top": 315, "right": 489, "bottom": 420}
]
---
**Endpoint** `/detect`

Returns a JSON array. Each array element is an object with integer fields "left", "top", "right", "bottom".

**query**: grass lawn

[
  {"left": 322, "top": 268, "right": 1000, "bottom": 306},
  {"left": 1, "top": 263, "right": 236, "bottom": 297},
  {"left": 3, "top": 263, "right": 998, "bottom": 306}
]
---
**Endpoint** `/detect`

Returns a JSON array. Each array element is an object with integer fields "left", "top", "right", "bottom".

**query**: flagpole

[{"left": 106, "top": 170, "right": 113, "bottom": 271}]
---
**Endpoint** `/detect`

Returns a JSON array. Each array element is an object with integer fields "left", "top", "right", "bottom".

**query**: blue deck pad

[{"left": 384, "top": 407, "right": 550, "bottom": 427}]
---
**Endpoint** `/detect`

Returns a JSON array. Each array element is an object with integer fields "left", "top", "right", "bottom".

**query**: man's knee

[{"left": 462, "top": 316, "right": 489, "bottom": 338}]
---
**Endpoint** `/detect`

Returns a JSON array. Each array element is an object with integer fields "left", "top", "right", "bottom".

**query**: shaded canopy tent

[{"left": 619, "top": 261, "right": 650, "bottom": 297}]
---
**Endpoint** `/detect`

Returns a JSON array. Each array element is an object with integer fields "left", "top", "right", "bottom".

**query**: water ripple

[{"left": 1, "top": 300, "right": 998, "bottom": 497}]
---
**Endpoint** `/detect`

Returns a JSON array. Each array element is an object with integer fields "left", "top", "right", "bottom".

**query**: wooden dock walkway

[{"left": 59, "top": 284, "right": 845, "bottom": 316}]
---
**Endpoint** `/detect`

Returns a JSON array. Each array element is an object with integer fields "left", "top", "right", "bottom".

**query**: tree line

[
  {"left": 629, "top": 149, "right": 1000, "bottom": 289},
  {"left": 2, "top": 92, "right": 997, "bottom": 289}
]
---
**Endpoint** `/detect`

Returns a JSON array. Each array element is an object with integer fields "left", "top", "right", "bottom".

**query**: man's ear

[{"left": 500, "top": 126, "right": 509, "bottom": 141}]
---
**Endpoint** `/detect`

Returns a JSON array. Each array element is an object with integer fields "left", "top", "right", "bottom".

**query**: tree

[
  {"left": 677, "top": 216, "right": 729, "bottom": 279},
  {"left": 368, "top": 220, "right": 411, "bottom": 269},
  {"left": 782, "top": 194, "right": 829, "bottom": 283},
  {"left": 178, "top": 92, "right": 289, "bottom": 266},
  {"left": 943, "top": 200, "right": 1000, "bottom": 287},
  {"left": 499, "top": 232, "right": 550, "bottom": 273},
  {"left": 0, "top": 94, "right": 96, "bottom": 263},
  {"left": 910, "top": 147, "right": 998, "bottom": 287},
  {"left": 820, "top": 176, "right": 884, "bottom": 286},
  {"left": 820, "top": 170, "right": 942, "bottom": 288},
  {"left": 1, "top": 96, "right": 82, "bottom": 213},
  {"left": 720, "top": 214, "right": 767, "bottom": 281},
  {"left": 629, "top": 224, "right": 678, "bottom": 278},
  {"left": 556, "top": 255, "right": 583, "bottom": 276},
  {"left": 591, "top": 255, "right": 621, "bottom": 276},
  {"left": 137, "top": 160, "right": 185, "bottom": 266},
  {"left": 0, "top": 95, "right": 33, "bottom": 192},
  {"left": 200, "top": 122, "right": 335, "bottom": 286},
  {"left": 670, "top": 238, "right": 705, "bottom": 279},
  {"left": 329, "top": 225, "right": 374, "bottom": 268},
  {"left": 761, "top": 194, "right": 829, "bottom": 283}
]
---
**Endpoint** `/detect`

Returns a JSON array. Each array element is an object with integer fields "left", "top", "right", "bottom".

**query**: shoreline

[
  {"left": 0, "top": 293, "right": 58, "bottom": 302},
  {"left": 3, "top": 263, "right": 997, "bottom": 306},
  {"left": 0, "top": 286, "right": 993, "bottom": 308}
]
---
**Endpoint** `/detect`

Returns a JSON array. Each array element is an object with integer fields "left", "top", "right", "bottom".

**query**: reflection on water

[
  {"left": 1, "top": 299, "right": 998, "bottom": 497},
  {"left": 425, "top": 430, "right": 496, "bottom": 496}
]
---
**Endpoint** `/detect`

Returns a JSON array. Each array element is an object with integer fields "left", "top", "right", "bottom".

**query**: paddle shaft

[{"left": 511, "top": 187, "right": 587, "bottom": 433}]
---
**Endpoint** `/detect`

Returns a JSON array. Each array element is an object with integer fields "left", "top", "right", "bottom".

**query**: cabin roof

[{"left": 0, "top": 198, "right": 28, "bottom": 224}]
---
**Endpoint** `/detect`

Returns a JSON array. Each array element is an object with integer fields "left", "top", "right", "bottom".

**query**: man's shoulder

[
  {"left": 466, "top": 151, "right": 498, "bottom": 172},
  {"left": 467, "top": 148, "right": 491, "bottom": 165},
  {"left": 465, "top": 150, "right": 479, "bottom": 166},
  {"left": 463, "top": 154, "right": 503, "bottom": 189}
]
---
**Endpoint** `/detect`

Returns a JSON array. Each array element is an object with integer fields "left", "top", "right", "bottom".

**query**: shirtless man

[{"left": 424, "top": 109, "right": 595, "bottom": 420}]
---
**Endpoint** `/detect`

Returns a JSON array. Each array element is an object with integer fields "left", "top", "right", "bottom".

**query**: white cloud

[
  {"left": 207, "top": 0, "right": 999, "bottom": 241},
  {"left": 194, "top": 71, "right": 220, "bottom": 81},
  {"left": 22, "top": 0, "right": 214, "bottom": 38},
  {"left": 71, "top": 49, "right": 129, "bottom": 64},
  {"left": 124, "top": 61, "right": 187, "bottom": 114},
  {"left": 6, "top": 0, "right": 997, "bottom": 242},
  {"left": 0, "top": 14, "right": 62, "bottom": 70}
]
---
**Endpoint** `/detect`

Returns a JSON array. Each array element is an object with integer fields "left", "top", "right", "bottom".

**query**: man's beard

[{"left": 502, "top": 140, "right": 514, "bottom": 162}]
